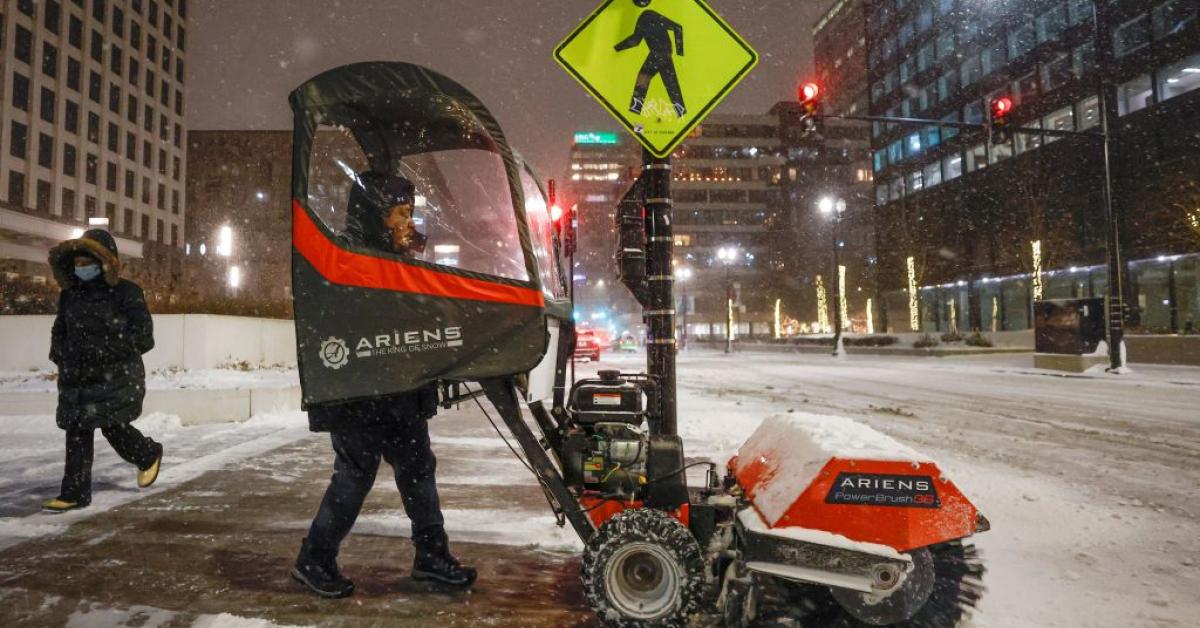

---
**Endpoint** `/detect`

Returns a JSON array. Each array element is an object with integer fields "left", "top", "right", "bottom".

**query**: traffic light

[
  {"left": 798, "top": 81, "right": 822, "bottom": 134},
  {"left": 989, "top": 96, "right": 1014, "bottom": 145}
]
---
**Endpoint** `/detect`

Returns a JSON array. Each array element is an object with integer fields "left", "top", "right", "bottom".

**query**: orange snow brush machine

[{"left": 290, "top": 62, "right": 987, "bottom": 628}]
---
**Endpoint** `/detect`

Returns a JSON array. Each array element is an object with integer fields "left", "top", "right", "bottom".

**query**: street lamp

[
  {"left": 717, "top": 246, "right": 739, "bottom": 354},
  {"left": 676, "top": 266, "right": 693, "bottom": 350},
  {"left": 819, "top": 197, "right": 847, "bottom": 357}
]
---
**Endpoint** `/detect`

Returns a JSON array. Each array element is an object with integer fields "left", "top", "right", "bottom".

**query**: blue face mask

[{"left": 74, "top": 264, "right": 102, "bottom": 282}]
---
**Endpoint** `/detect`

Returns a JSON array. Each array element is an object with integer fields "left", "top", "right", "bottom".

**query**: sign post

[{"left": 556, "top": 0, "right": 758, "bottom": 435}]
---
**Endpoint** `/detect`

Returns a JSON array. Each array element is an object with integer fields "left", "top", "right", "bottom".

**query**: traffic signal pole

[{"left": 643, "top": 150, "right": 678, "bottom": 436}]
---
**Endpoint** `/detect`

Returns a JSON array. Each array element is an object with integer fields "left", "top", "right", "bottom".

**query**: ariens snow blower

[{"left": 289, "top": 62, "right": 986, "bottom": 627}]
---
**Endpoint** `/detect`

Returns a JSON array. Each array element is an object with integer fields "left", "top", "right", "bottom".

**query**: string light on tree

[
  {"left": 816, "top": 275, "right": 830, "bottom": 333},
  {"left": 1031, "top": 240, "right": 1044, "bottom": 301},
  {"left": 907, "top": 256, "right": 920, "bottom": 332}
]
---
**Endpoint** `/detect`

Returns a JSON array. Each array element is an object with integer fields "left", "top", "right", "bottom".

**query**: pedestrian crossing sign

[{"left": 555, "top": 0, "right": 759, "bottom": 158}]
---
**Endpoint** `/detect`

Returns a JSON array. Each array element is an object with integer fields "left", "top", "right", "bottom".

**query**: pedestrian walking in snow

[
  {"left": 292, "top": 172, "right": 475, "bottom": 599},
  {"left": 43, "top": 229, "right": 163, "bottom": 513}
]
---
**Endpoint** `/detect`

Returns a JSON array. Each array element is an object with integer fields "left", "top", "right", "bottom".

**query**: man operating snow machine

[
  {"left": 290, "top": 62, "right": 987, "bottom": 626},
  {"left": 291, "top": 170, "right": 473, "bottom": 599}
]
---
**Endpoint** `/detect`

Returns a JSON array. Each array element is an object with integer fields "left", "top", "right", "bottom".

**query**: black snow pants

[
  {"left": 303, "top": 420, "right": 446, "bottom": 562},
  {"left": 60, "top": 423, "right": 161, "bottom": 503}
]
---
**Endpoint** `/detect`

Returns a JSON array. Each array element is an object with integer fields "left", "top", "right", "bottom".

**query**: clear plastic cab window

[{"left": 307, "top": 124, "right": 530, "bottom": 282}]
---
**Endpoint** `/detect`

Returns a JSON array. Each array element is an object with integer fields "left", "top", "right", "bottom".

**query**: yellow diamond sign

[{"left": 555, "top": 0, "right": 758, "bottom": 158}]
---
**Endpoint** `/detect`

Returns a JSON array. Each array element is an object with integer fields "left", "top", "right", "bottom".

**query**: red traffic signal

[
  {"left": 991, "top": 96, "right": 1014, "bottom": 119},
  {"left": 989, "top": 96, "right": 1015, "bottom": 145},
  {"left": 800, "top": 82, "right": 821, "bottom": 104},
  {"left": 551, "top": 204, "right": 565, "bottom": 223}
]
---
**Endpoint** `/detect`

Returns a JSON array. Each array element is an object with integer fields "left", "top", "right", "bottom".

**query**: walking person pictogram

[{"left": 615, "top": 0, "right": 687, "bottom": 118}]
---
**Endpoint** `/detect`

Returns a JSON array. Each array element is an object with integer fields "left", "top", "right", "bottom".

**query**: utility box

[{"left": 1033, "top": 298, "right": 1107, "bottom": 372}]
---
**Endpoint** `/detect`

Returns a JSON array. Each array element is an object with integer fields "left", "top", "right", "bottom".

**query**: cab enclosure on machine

[{"left": 290, "top": 62, "right": 987, "bottom": 628}]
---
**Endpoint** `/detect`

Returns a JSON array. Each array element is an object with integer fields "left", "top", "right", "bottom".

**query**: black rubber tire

[
  {"left": 581, "top": 508, "right": 706, "bottom": 628},
  {"left": 782, "top": 541, "right": 985, "bottom": 628}
]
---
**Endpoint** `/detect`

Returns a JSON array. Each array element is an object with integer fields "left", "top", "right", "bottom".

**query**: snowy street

[{"left": 1, "top": 350, "right": 1198, "bottom": 627}]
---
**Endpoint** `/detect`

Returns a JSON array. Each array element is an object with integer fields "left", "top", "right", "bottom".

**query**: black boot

[
  {"left": 412, "top": 526, "right": 476, "bottom": 587},
  {"left": 291, "top": 538, "right": 354, "bottom": 598}
]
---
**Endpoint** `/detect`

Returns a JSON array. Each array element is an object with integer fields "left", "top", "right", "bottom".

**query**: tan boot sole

[{"left": 138, "top": 456, "right": 161, "bottom": 488}]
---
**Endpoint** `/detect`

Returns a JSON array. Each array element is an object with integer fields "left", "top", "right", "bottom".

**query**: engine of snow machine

[{"left": 561, "top": 370, "right": 688, "bottom": 507}]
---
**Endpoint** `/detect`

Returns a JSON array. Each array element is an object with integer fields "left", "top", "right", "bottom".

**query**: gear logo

[{"left": 319, "top": 337, "right": 350, "bottom": 370}]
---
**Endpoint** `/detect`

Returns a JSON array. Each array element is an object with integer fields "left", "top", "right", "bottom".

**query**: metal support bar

[
  {"left": 824, "top": 113, "right": 1102, "bottom": 139},
  {"left": 643, "top": 149, "right": 677, "bottom": 437},
  {"left": 480, "top": 378, "right": 595, "bottom": 542}
]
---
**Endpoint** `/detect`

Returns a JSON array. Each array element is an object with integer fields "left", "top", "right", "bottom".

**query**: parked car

[{"left": 575, "top": 330, "right": 602, "bottom": 362}]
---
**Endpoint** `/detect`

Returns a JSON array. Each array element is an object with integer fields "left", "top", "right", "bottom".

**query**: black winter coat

[
  {"left": 48, "top": 230, "right": 154, "bottom": 430},
  {"left": 306, "top": 171, "right": 439, "bottom": 433}
]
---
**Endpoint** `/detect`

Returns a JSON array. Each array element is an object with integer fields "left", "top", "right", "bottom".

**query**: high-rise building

[
  {"left": 672, "top": 114, "right": 786, "bottom": 338},
  {"left": 864, "top": 0, "right": 1199, "bottom": 334},
  {"left": 563, "top": 130, "right": 641, "bottom": 336},
  {"left": 0, "top": 0, "right": 188, "bottom": 299}
]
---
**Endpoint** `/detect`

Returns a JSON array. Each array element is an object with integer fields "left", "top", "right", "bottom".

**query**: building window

[
  {"left": 93, "top": 0, "right": 107, "bottom": 23},
  {"left": 107, "top": 123, "right": 119, "bottom": 152},
  {"left": 8, "top": 172, "right": 26, "bottom": 206},
  {"left": 90, "top": 29, "right": 104, "bottom": 63},
  {"left": 143, "top": 142, "right": 152, "bottom": 167},
  {"left": 171, "top": 190, "right": 179, "bottom": 213},
  {"left": 1041, "top": 52, "right": 1073, "bottom": 93},
  {"left": 128, "top": 94, "right": 138, "bottom": 124},
  {"left": 85, "top": 196, "right": 98, "bottom": 219},
  {"left": 67, "top": 58, "right": 82, "bottom": 91},
  {"left": 965, "top": 144, "right": 987, "bottom": 172},
  {"left": 10, "top": 122, "right": 29, "bottom": 159},
  {"left": 124, "top": 170, "right": 135, "bottom": 198},
  {"left": 126, "top": 132, "right": 136, "bottom": 160},
  {"left": 1113, "top": 15, "right": 1150, "bottom": 58},
  {"left": 158, "top": 149, "right": 168, "bottom": 175},
  {"left": 109, "top": 83, "right": 122, "bottom": 114},
  {"left": 42, "top": 43, "right": 59, "bottom": 77},
  {"left": 171, "top": 224, "right": 179, "bottom": 246},
  {"left": 157, "top": 182, "right": 166, "bottom": 209},
  {"left": 89, "top": 71, "right": 102, "bottom": 103},
  {"left": 144, "top": 105, "right": 154, "bottom": 132},
  {"left": 69, "top": 15, "right": 83, "bottom": 48},
  {"left": 110, "top": 45, "right": 123, "bottom": 76},
  {"left": 923, "top": 161, "right": 943, "bottom": 188},
  {"left": 1043, "top": 106, "right": 1075, "bottom": 144},
  {"left": 1015, "top": 121, "right": 1043, "bottom": 154},
  {"left": 1117, "top": 75, "right": 1154, "bottom": 115},
  {"left": 106, "top": 162, "right": 118, "bottom": 192},
  {"left": 130, "top": 59, "right": 141, "bottom": 86},
  {"left": 65, "top": 101, "right": 80, "bottom": 134},
  {"left": 142, "top": 176, "right": 150, "bottom": 203},
  {"left": 86, "top": 154, "right": 98, "bottom": 184},
  {"left": 960, "top": 56, "right": 982, "bottom": 87},
  {"left": 63, "top": 144, "right": 78, "bottom": 176},
  {"left": 113, "top": 6, "right": 125, "bottom": 37},
  {"left": 13, "top": 73, "right": 30, "bottom": 111},
  {"left": 1073, "top": 42, "right": 1096, "bottom": 78},
  {"left": 40, "top": 87, "right": 56, "bottom": 123},
  {"left": 1036, "top": 2, "right": 1068, "bottom": 43},
  {"left": 18, "top": 0, "right": 34, "bottom": 17},
  {"left": 131, "top": 23, "right": 142, "bottom": 50},
  {"left": 172, "top": 156, "right": 181, "bottom": 180},
  {"left": 1152, "top": 0, "right": 1198, "bottom": 40},
  {"left": 141, "top": 214, "right": 150, "bottom": 239},
  {"left": 1008, "top": 23, "right": 1035, "bottom": 60},
  {"left": 38, "top": 133, "right": 55, "bottom": 168},
  {"left": 1076, "top": 95, "right": 1100, "bottom": 130},
  {"left": 45, "top": 0, "right": 62, "bottom": 32},
  {"left": 87, "top": 112, "right": 100, "bottom": 144},
  {"left": 62, "top": 187, "right": 77, "bottom": 216},
  {"left": 36, "top": 180, "right": 52, "bottom": 212},
  {"left": 124, "top": 208, "right": 134, "bottom": 235},
  {"left": 943, "top": 154, "right": 963, "bottom": 181},
  {"left": 16, "top": 26, "right": 33, "bottom": 63},
  {"left": 156, "top": 219, "right": 164, "bottom": 243},
  {"left": 1157, "top": 52, "right": 1200, "bottom": 102}
]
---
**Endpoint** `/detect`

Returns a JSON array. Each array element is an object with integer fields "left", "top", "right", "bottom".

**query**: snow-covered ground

[{"left": 1, "top": 352, "right": 1198, "bottom": 626}]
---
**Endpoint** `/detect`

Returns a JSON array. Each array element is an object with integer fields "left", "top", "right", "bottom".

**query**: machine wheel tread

[{"left": 581, "top": 508, "right": 705, "bottom": 628}]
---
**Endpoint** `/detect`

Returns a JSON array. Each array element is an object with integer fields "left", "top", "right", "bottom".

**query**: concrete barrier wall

[
  {"left": 0, "top": 315, "right": 296, "bottom": 372},
  {"left": 0, "top": 386, "right": 302, "bottom": 424}
]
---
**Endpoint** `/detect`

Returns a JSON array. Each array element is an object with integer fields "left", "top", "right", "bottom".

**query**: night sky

[{"left": 188, "top": 0, "right": 831, "bottom": 179}]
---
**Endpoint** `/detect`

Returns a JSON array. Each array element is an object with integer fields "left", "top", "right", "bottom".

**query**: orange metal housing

[
  {"left": 731, "top": 456, "right": 979, "bottom": 553},
  {"left": 579, "top": 495, "right": 690, "bottom": 530}
]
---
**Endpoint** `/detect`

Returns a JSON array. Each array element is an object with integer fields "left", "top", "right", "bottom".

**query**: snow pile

[{"left": 734, "top": 412, "right": 928, "bottom": 525}]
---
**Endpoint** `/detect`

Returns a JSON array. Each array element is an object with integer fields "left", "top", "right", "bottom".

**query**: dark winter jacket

[
  {"left": 48, "top": 229, "right": 154, "bottom": 430},
  {"left": 307, "top": 171, "right": 438, "bottom": 433}
]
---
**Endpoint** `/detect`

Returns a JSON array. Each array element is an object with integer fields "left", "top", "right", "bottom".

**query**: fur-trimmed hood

[{"left": 49, "top": 229, "right": 121, "bottom": 288}]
